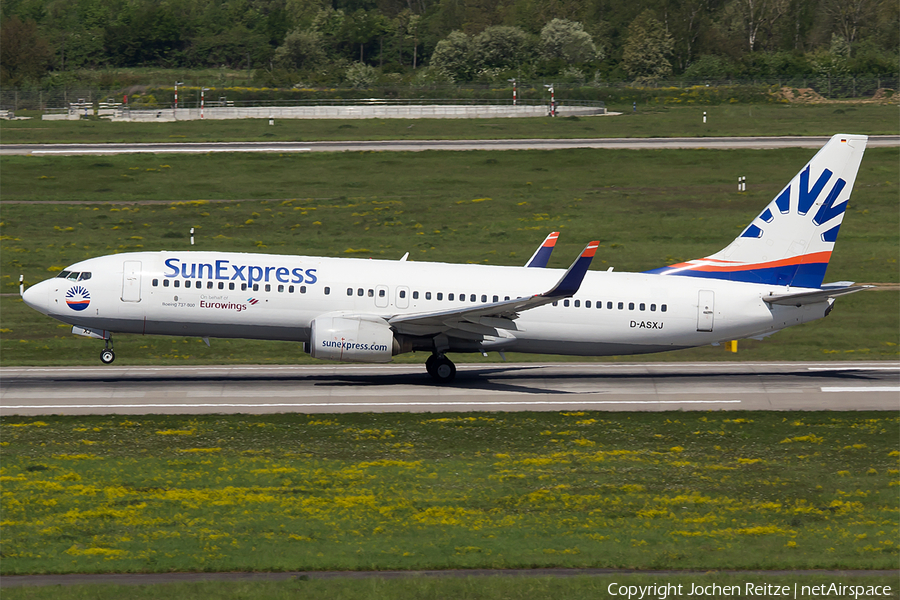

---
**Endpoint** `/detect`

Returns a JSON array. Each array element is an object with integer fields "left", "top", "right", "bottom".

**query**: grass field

[
  {"left": 3, "top": 574, "right": 900, "bottom": 600},
  {"left": 2, "top": 104, "right": 897, "bottom": 144},
  {"left": 1, "top": 412, "right": 897, "bottom": 575},
  {"left": 1, "top": 147, "right": 897, "bottom": 366}
]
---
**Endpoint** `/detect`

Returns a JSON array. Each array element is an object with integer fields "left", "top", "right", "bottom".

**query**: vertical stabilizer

[{"left": 648, "top": 134, "right": 867, "bottom": 288}]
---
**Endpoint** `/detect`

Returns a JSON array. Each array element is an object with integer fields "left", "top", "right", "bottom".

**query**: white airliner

[{"left": 22, "top": 134, "right": 869, "bottom": 382}]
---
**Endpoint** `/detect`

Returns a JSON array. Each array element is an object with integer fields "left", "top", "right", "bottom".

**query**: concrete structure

[{"left": 66, "top": 103, "right": 605, "bottom": 122}]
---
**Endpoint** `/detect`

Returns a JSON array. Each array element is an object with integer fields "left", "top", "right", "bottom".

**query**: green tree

[
  {"left": 430, "top": 30, "right": 472, "bottom": 80},
  {"left": 0, "top": 15, "right": 52, "bottom": 85},
  {"left": 472, "top": 25, "right": 533, "bottom": 70},
  {"left": 621, "top": 9, "right": 675, "bottom": 80},
  {"left": 539, "top": 18, "right": 600, "bottom": 64},
  {"left": 274, "top": 28, "right": 327, "bottom": 69}
]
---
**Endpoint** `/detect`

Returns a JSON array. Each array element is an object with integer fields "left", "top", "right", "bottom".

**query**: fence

[{"left": 1, "top": 77, "right": 896, "bottom": 112}]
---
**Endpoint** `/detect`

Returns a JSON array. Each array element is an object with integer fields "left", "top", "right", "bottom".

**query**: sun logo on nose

[{"left": 66, "top": 285, "right": 91, "bottom": 311}]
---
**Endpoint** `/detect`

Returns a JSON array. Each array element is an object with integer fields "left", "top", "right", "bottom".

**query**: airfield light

[
  {"left": 174, "top": 82, "right": 183, "bottom": 119},
  {"left": 201, "top": 87, "right": 210, "bottom": 119},
  {"left": 543, "top": 84, "right": 555, "bottom": 117}
]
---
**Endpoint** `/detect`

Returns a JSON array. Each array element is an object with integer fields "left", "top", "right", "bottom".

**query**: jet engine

[{"left": 309, "top": 314, "right": 396, "bottom": 363}]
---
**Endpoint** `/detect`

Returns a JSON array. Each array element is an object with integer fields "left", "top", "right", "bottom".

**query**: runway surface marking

[
  {"left": 31, "top": 148, "right": 311, "bottom": 154},
  {"left": 1, "top": 400, "right": 743, "bottom": 410},
  {"left": 821, "top": 386, "right": 900, "bottom": 393}
]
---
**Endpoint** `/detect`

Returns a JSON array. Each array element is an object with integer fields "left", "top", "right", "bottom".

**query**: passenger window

[
  {"left": 357, "top": 288, "right": 364, "bottom": 297},
  {"left": 564, "top": 300, "right": 570, "bottom": 307},
  {"left": 628, "top": 302, "right": 634, "bottom": 310},
  {"left": 241, "top": 283, "right": 247, "bottom": 291},
  {"left": 639, "top": 303, "right": 645, "bottom": 311},
  {"left": 661, "top": 304, "right": 667, "bottom": 312},
  {"left": 174, "top": 280, "right": 180, "bottom": 288},
  {"left": 185, "top": 281, "right": 191, "bottom": 288},
  {"left": 368, "top": 289, "right": 374, "bottom": 297},
  {"left": 504, "top": 296, "right": 510, "bottom": 301},
  {"left": 574, "top": 300, "right": 581, "bottom": 307},
  {"left": 553, "top": 301, "right": 558, "bottom": 306},
  {"left": 229, "top": 283, "right": 235, "bottom": 291},
  {"left": 400, "top": 290, "right": 406, "bottom": 298},
  {"left": 207, "top": 281, "right": 213, "bottom": 289},
  {"left": 264, "top": 283, "right": 272, "bottom": 292},
  {"left": 470, "top": 294, "right": 476, "bottom": 302},
  {"left": 481, "top": 294, "right": 487, "bottom": 302},
  {"left": 493, "top": 295, "right": 498, "bottom": 303},
  {"left": 288, "top": 285, "right": 294, "bottom": 293},
  {"left": 278, "top": 285, "right": 284, "bottom": 292},
  {"left": 300, "top": 286, "right": 306, "bottom": 294},
  {"left": 378, "top": 289, "right": 385, "bottom": 297},
  {"left": 253, "top": 284, "right": 259, "bottom": 292},
  {"left": 218, "top": 282, "right": 224, "bottom": 290},
  {"left": 650, "top": 304, "right": 656, "bottom": 311},
  {"left": 152, "top": 279, "right": 159, "bottom": 286},
  {"left": 607, "top": 302, "right": 612, "bottom": 309},
  {"left": 79, "top": 272, "right": 92, "bottom": 281},
  {"left": 347, "top": 288, "right": 353, "bottom": 296},
  {"left": 448, "top": 293, "right": 455, "bottom": 301},
  {"left": 437, "top": 293, "right": 443, "bottom": 301},
  {"left": 617, "top": 302, "right": 623, "bottom": 310},
  {"left": 324, "top": 287, "right": 330, "bottom": 295},
  {"left": 163, "top": 279, "right": 170, "bottom": 287},
  {"left": 413, "top": 291, "right": 419, "bottom": 299},
  {"left": 425, "top": 292, "right": 431, "bottom": 300},
  {"left": 586, "top": 300, "right": 592, "bottom": 308}
]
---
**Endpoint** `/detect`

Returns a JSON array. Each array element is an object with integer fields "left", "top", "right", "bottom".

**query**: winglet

[
  {"left": 525, "top": 232, "right": 560, "bottom": 268},
  {"left": 543, "top": 241, "right": 599, "bottom": 298}
]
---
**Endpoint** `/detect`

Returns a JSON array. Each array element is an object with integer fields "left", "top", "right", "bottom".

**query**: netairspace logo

[{"left": 66, "top": 286, "right": 91, "bottom": 311}]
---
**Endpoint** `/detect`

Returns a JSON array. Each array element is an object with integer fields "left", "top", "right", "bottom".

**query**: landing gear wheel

[
  {"left": 429, "top": 356, "right": 456, "bottom": 384},
  {"left": 425, "top": 354, "right": 438, "bottom": 377},
  {"left": 100, "top": 349, "right": 115, "bottom": 364}
]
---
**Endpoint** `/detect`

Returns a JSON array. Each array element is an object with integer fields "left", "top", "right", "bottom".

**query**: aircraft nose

[{"left": 22, "top": 280, "right": 50, "bottom": 315}]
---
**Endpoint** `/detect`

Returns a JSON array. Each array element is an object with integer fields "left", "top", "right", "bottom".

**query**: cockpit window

[{"left": 57, "top": 270, "right": 91, "bottom": 281}]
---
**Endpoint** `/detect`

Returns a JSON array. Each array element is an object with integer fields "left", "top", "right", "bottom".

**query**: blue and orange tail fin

[
  {"left": 647, "top": 134, "right": 867, "bottom": 289},
  {"left": 525, "top": 232, "right": 560, "bottom": 268}
]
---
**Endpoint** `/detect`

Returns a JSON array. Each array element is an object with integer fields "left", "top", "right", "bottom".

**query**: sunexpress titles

[{"left": 163, "top": 258, "right": 318, "bottom": 286}]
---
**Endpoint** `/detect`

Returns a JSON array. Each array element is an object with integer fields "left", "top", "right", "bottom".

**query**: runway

[
  {"left": 2, "top": 135, "right": 899, "bottom": 155},
  {"left": 1, "top": 362, "right": 897, "bottom": 415}
]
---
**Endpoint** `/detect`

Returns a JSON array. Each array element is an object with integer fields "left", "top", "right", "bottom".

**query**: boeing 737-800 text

[{"left": 22, "top": 134, "right": 869, "bottom": 382}]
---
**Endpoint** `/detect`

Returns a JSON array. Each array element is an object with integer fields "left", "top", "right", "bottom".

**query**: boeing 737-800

[{"left": 22, "top": 134, "right": 869, "bottom": 382}]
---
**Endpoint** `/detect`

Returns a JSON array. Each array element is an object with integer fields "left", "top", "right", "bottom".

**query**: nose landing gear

[
  {"left": 425, "top": 353, "right": 456, "bottom": 384},
  {"left": 100, "top": 338, "right": 115, "bottom": 364}
]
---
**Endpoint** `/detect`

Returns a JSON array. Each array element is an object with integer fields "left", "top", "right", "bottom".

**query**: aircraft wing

[
  {"left": 763, "top": 283, "right": 871, "bottom": 306},
  {"left": 525, "top": 232, "right": 559, "bottom": 268},
  {"left": 389, "top": 241, "right": 598, "bottom": 337}
]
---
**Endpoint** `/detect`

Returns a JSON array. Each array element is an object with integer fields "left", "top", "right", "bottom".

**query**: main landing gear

[
  {"left": 425, "top": 353, "right": 456, "bottom": 384},
  {"left": 99, "top": 337, "right": 115, "bottom": 364}
]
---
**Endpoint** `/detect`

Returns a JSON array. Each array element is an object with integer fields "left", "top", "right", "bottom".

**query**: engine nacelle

[{"left": 309, "top": 315, "right": 395, "bottom": 363}]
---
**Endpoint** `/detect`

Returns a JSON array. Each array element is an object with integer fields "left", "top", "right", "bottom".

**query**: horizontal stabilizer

[{"left": 764, "top": 284, "right": 871, "bottom": 306}]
